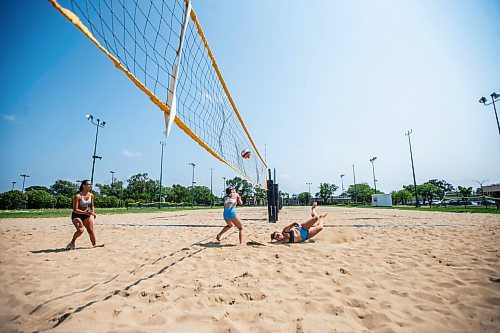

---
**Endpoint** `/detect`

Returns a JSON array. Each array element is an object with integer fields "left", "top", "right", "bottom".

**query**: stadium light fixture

[
  {"left": 340, "top": 174, "right": 345, "bottom": 196},
  {"left": 369, "top": 157, "right": 378, "bottom": 192},
  {"left": 478, "top": 92, "right": 500, "bottom": 135},
  {"left": 20, "top": 174, "right": 30, "bottom": 193},
  {"left": 189, "top": 162, "right": 196, "bottom": 206},
  {"left": 405, "top": 130, "right": 419, "bottom": 207},
  {"left": 85, "top": 114, "right": 107, "bottom": 184}
]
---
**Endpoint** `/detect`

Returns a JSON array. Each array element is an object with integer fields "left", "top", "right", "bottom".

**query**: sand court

[{"left": 0, "top": 206, "right": 499, "bottom": 332}]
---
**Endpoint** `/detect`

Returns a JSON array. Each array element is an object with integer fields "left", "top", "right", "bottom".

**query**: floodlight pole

[
  {"left": 479, "top": 93, "right": 500, "bottom": 136},
  {"left": 369, "top": 157, "right": 377, "bottom": 192},
  {"left": 222, "top": 176, "right": 226, "bottom": 197},
  {"left": 210, "top": 168, "right": 214, "bottom": 206},
  {"left": 159, "top": 141, "right": 167, "bottom": 205},
  {"left": 352, "top": 164, "right": 357, "bottom": 203},
  {"left": 189, "top": 162, "right": 196, "bottom": 206},
  {"left": 11, "top": 181, "right": 16, "bottom": 191},
  {"left": 85, "top": 114, "right": 106, "bottom": 184},
  {"left": 405, "top": 130, "right": 419, "bottom": 207},
  {"left": 306, "top": 182, "right": 312, "bottom": 203},
  {"left": 110, "top": 170, "right": 115, "bottom": 185},
  {"left": 340, "top": 174, "right": 345, "bottom": 196},
  {"left": 472, "top": 179, "right": 488, "bottom": 197},
  {"left": 20, "top": 174, "right": 30, "bottom": 193}
]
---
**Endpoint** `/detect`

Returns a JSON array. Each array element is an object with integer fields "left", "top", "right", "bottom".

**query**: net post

[{"left": 267, "top": 169, "right": 275, "bottom": 222}]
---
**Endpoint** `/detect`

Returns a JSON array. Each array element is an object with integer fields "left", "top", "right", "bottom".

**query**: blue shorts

[
  {"left": 223, "top": 206, "right": 237, "bottom": 221},
  {"left": 298, "top": 227, "right": 309, "bottom": 242}
]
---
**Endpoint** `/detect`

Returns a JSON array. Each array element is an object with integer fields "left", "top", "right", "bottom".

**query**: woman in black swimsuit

[{"left": 66, "top": 180, "right": 97, "bottom": 250}]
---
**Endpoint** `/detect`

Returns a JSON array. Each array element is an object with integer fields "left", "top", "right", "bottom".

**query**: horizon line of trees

[
  {"left": 0, "top": 174, "right": 266, "bottom": 210},
  {"left": 0, "top": 175, "right": 486, "bottom": 210},
  {"left": 280, "top": 179, "right": 484, "bottom": 206}
]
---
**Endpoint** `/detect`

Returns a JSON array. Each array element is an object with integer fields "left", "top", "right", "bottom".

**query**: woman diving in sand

[{"left": 270, "top": 202, "right": 327, "bottom": 244}]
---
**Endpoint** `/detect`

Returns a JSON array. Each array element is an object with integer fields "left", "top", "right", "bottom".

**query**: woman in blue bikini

[
  {"left": 271, "top": 202, "right": 327, "bottom": 244},
  {"left": 216, "top": 186, "right": 244, "bottom": 245}
]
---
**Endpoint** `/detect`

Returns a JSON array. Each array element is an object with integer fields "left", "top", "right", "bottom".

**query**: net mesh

[{"left": 50, "top": 0, "right": 266, "bottom": 185}]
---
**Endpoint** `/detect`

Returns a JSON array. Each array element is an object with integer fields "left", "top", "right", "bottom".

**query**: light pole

[
  {"left": 110, "top": 170, "right": 115, "bottom": 185},
  {"left": 20, "top": 174, "right": 30, "bottom": 193},
  {"left": 340, "top": 174, "right": 345, "bottom": 196},
  {"left": 306, "top": 182, "right": 312, "bottom": 204},
  {"left": 405, "top": 130, "right": 419, "bottom": 207},
  {"left": 189, "top": 162, "right": 196, "bottom": 206},
  {"left": 210, "top": 168, "right": 215, "bottom": 206},
  {"left": 352, "top": 164, "right": 357, "bottom": 203},
  {"left": 11, "top": 181, "right": 16, "bottom": 191},
  {"left": 222, "top": 176, "right": 226, "bottom": 197},
  {"left": 479, "top": 92, "right": 500, "bottom": 136},
  {"left": 158, "top": 141, "right": 167, "bottom": 205},
  {"left": 85, "top": 114, "right": 106, "bottom": 184},
  {"left": 369, "top": 157, "right": 377, "bottom": 192},
  {"left": 473, "top": 179, "right": 488, "bottom": 196}
]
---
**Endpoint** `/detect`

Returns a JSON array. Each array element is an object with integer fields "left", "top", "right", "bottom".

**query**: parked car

[{"left": 477, "top": 198, "right": 496, "bottom": 205}]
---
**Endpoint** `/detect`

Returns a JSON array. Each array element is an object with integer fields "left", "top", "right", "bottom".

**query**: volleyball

[{"left": 241, "top": 149, "right": 251, "bottom": 159}]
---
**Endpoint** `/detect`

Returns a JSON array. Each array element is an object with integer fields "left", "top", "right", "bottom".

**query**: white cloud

[
  {"left": 2, "top": 114, "right": 16, "bottom": 121},
  {"left": 122, "top": 149, "right": 142, "bottom": 157}
]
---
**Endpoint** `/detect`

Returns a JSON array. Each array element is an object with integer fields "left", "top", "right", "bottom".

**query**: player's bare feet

[{"left": 311, "top": 202, "right": 318, "bottom": 217}]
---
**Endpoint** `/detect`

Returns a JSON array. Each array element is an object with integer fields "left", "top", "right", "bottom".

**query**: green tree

[
  {"left": 226, "top": 177, "right": 254, "bottom": 202},
  {"left": 96, "top": 180, "right": 125, "bottom": 199},
  {"left": 297, "top": 192, "right": 311, "bottom": 205},
  {"left": 417, "top": 183, "right": 441, "bottom": 206},
  {"left": 427, "top": 179, "right": 454, "bottom": 198},
  {"left": 125, "top": 173, "right": 158, "bottom": 201},
  {"left": 457, "top": 186, "right": 473, "bottom": 197},
  {"left": 25, "top": 185, "right": 50, "bottom": 192},
  {"left": 169, "top": 184, "right": 190, "bottom": 203},
  {"left": 346, "top": 183, "right": 374, "bottom": 203},
  {"left": 191, "top": 186, "right": 218, "bottom": 205},
  {"left": 50, "top": 180, "right": 78, "bottom": 196},
  {"left": 391, "top": 189, "right": 413, "bottom": 205},
  {"left": 54, "top": 194, "right": 72, "bottom": 208},
  {"left": 315, "top": 183, "right": 339, "bottom": 204},
  {"left": 26, "top": 190, "right": 56, "bottom": 209},
  {"left": 0, "top": 190, "right": 27, "bottom": 209}
]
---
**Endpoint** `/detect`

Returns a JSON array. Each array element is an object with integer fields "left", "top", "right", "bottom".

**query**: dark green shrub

[
  {"left": 0, "top": 190, "right": 27, "bottom": 210},
  {"left": 26, "top": 190, "right": 56, "bottom": 209}
]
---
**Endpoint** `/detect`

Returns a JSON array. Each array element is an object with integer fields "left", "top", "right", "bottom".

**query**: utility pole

[
  {"left": 340, "top": 174, "right": 345, "bottom": 196},
  {"left": 352, "top": 164, "right": 357, "bottom": 203},
  {"left": 85, "top": 114, "right": 106, "bottom": 184},
  {"left": 210, "top": 168, "right": 214, "bottom": 206},
  {"left": 222, "top": 176, "right": 226, "bottom": 198},
  {"left": 306, "top": 182, "right": 312, "bottom": 204},
  {"left": 405, "top": 130, "right": 419, "bottom": 207},
  {"left": 11, "top": 181, "right": 16, "bottom": 191},
  {"left": 20, "top": 174, "right": 30, "bottom": 193},
  {"left": 159, "top": 141, "right": 167, "bottom": 205},
  {"left": 369, "top": 157, "right": 377, "bottom": 192},
  {"left": 189, "top": 162, "right": 196, "bottom": 206}
]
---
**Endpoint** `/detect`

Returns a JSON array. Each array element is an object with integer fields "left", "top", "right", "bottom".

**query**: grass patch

[{"left": 0, "top": 206, "right": 219, "bottom": 219}]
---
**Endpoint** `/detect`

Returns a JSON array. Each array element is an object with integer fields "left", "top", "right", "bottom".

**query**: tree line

[
  {"left": 0, "top": 175, "right": 483, "bottom": 210},
  {"left": 281, "top": 179, "right": 481, "bottom": 206},
  {"left": 0, "top": 173, "right": 266, "bottom": 210}
]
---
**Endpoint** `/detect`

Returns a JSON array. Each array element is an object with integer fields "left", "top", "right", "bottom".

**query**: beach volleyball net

[{"left": 49, "top": 0, "right": 267, "bottom": 186}]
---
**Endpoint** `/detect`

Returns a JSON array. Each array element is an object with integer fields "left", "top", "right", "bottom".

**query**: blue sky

[{"left": 1, "top": 0, "right": 499, "bottom": 196}]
